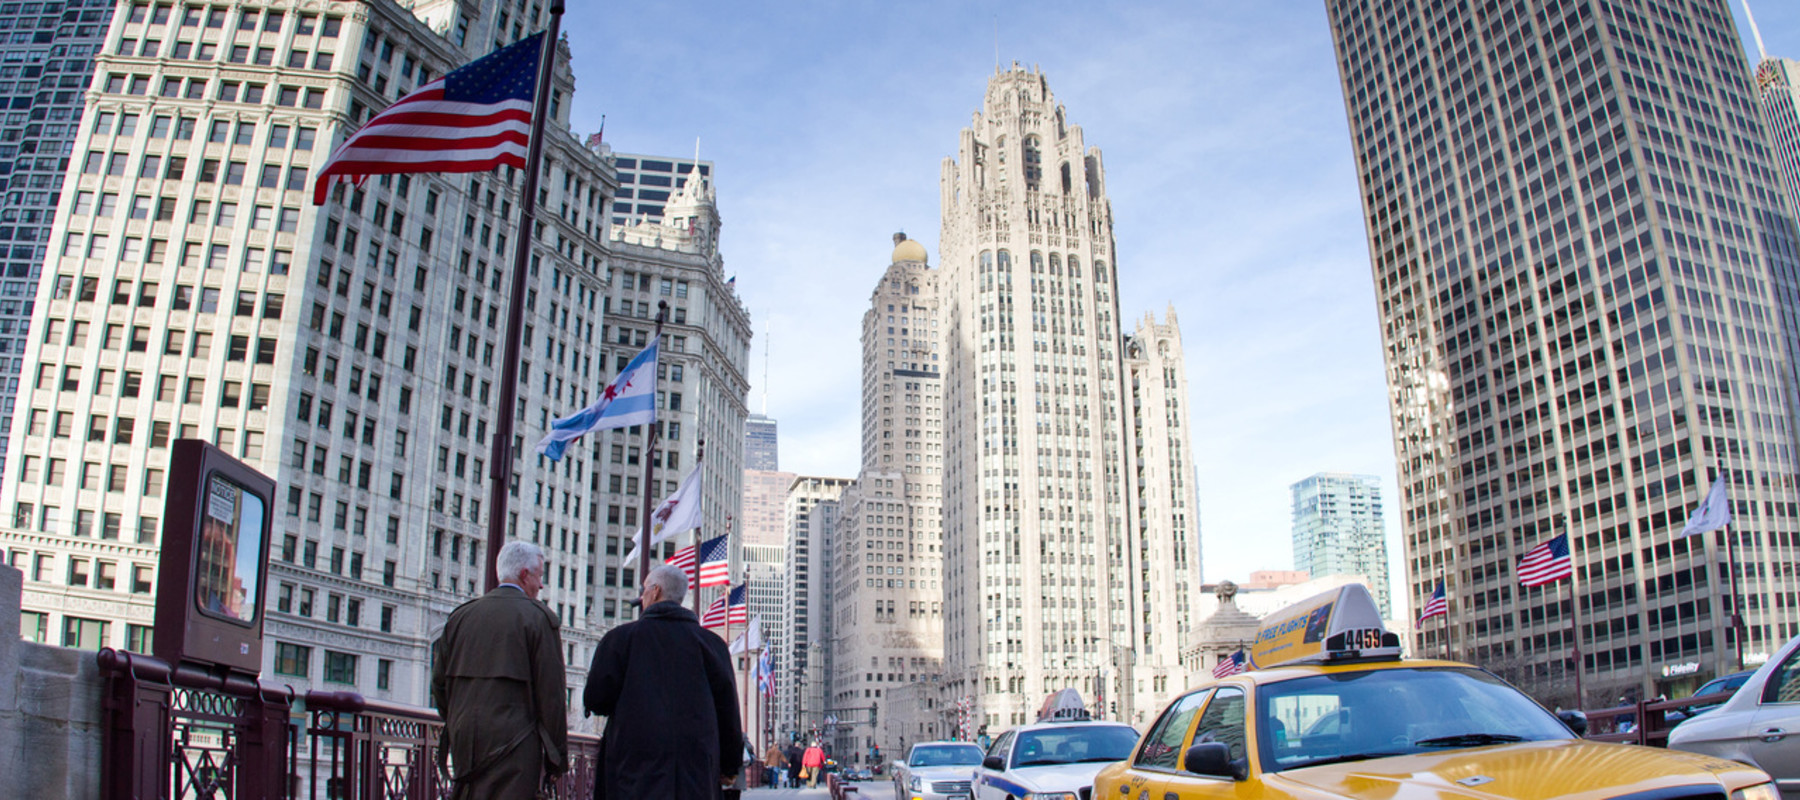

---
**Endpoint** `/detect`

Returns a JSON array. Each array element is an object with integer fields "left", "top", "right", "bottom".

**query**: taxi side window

[
  {"left": 1190, "top": 687, "right": 1247, "bottom": 763},
  {"left": 1135, "top": 689, "right": 1211, "bottom": 770},
  {"left": 985, "top": 731, "right": 1014, "bottom": 765}
]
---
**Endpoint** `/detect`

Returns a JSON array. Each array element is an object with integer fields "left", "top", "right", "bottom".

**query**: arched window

[
  {"left": 1022, "top": 135, "right": 1042, "bottom": 191},
  {"left": 1094, "top": 261, "right": 1107, "bottom": 283},
  {"left": 997, "top": 250, "right": 1012, "bottom": 272},
  {"left": 1060, "top": 162, "right": 1072, "bottom": 195},
  {"left": 980, "top": 251, "right": 992, "bottom": 273},
  {"left": 1030, "top": 251, "right": 1044, "bottom": 273},
  {"left": 1048, "top": 254, "right": 1061, "bottom": 276},
  {"left": 1067, "top": 257, "right": 1081, "bottom": 280}
]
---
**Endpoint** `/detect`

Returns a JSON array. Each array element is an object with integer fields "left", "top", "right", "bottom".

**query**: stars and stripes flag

[
  {"left": 702, "top": 584, "right": 748, "bottom": 628},
  {"left": 666, "top": 541, "right": 700, "bottom": 581},
  {"left": 696, "top": 534, "right": 731, "bottom": 588},
  {"left": 537, "top": 340, "right": 658, "bottom": 462},
  {"left": 312, "top": 33, "right": 543, "bottom": 205},
  {"left": 1417, "top": 580, "right": 1448, "bottom": 624},
  {"left": 1518, "top": 533, "right": 1573, "bottom": 587},
  {"left": 1681, "top": 474, "right": 1733, "bottom": 537},
  {"left": 1212, "top": 649, "right": 1246, "bottom": 679}
]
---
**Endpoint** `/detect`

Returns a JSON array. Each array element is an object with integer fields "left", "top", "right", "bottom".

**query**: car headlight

[
  {"left": 1025, "top": 794, "right": 1079, "bottom": 800},
  {"left": 1731, "top": 784, "right": 1781, "bottom": 800},
  {"left": 908, "top": 776, "right": 921, "bottom": 791}
]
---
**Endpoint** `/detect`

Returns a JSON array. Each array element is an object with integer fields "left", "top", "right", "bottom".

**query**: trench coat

[
  {"left": 585, "top": 600, "right": 742, "bottom": 799},
  {"left": 432, "top": 585, "right": 568, "bottom": 800}
]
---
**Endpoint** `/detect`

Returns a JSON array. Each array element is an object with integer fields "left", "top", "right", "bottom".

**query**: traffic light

[{"left": 871, "top": 701, "right": 879, "bottom": 726}]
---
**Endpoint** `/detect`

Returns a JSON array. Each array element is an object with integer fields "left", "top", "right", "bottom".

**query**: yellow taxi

[{"left": 1096, "top": 585, "right": 1780, "bottom": 800}]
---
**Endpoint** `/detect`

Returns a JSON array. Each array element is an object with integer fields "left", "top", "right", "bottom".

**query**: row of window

[
  {"left": 122, "top": 5, "right": 340, "bottom": 38},
  {"left": 272, "top": 641, "right": 388, "bottom": 689}
]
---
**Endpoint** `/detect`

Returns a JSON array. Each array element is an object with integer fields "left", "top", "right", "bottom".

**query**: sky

[{"left": 559, "top": 1, "right": 1800, "bottom": 617}]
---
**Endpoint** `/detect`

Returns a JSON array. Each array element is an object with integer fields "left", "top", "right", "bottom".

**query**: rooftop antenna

[{"left": 1740, "top": 0, "right": 1767, "bottom": 60}]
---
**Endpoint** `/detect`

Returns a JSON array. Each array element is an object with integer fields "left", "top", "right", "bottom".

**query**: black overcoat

[{"left": 585, "top": 600, "right": 743, "bottom": 800}]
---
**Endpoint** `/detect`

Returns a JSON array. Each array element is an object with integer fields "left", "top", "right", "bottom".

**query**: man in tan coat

[{"left": 432, "top": 541, "right": 567, "bottom": 799}]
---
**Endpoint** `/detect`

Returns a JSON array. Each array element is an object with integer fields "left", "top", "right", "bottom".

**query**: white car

[
  {"left": 893, "top": 741, "right": 986, "bottom": 800},
  {"left": 972, "top": 718, "right": 1140, "bottom": 800},
  {"left": 1669, "top": 633, "right": 1800, "bottom": 800}
]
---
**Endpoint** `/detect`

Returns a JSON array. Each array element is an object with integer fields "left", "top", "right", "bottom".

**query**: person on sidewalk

[
  {"left": 785, "top": 742, "right": 803, "bottom": 788},
  {"left": 431, "top": 541, "right": 566, "bottom": 800},
  {"left": 762, "top": 743, "right": 787, "bottom": 789},
  {"left": 585, "top": 564, "right": 743, "bottom": 799},
  {"left": 802, "top": 741, "right": 826, "bottom": 789}
]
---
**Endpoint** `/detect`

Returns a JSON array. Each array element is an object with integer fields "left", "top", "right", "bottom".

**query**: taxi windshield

[
  {"left": 912, "top": 744, "right": 984, "bottom": 767},
  {"left": 1012, "top": 726, "right": 1141, "bottom": 768},
  {"left": 1256, "top": 666, "right": 1572, "bottom": 772}
]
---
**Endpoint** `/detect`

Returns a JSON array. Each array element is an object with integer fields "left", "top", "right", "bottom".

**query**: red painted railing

[
  {"left": 99, "top": 648, "right": 599, "bottom": 799},
  {"left": 1581, "top": 690, "right": 1735, "bottom": 747}
]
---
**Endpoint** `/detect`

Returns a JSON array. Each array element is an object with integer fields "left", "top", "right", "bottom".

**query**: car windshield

[
  {"left": 1011, "top": 726, "right": 1140, "bottom": 768},
  {"left": 1257, "top": 667, "right": 1572, "bottom": 773},
  {"left": 912, "top": 744, "right": 984, "bottom": 767}
]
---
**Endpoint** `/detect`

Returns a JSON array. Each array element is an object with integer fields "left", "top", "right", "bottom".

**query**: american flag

[
  {"left": 700, "top": 584, "right": 747, "bottom": 628},
  {"left": 1211, "top": 649, "right": 1245, "bottom": 679},
  {"left": 696, "top": 534, "right": 730, "bottom": 588},
  {"left": 1518, "top": 533, "right": 1573, "bottom": 587},
  {"left": 666, "top": 542, "right": 700, "bottom": 582},
  {"left": 312, "top": 33, "right": 542, "bottom": 204},
  {"left": 1417, "top": 579, "right": 1448, "bottom": 624}
]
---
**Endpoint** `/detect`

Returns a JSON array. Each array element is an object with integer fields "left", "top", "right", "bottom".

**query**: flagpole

[
  {"left": 1562, "top": 522, "right": 1585, "bottom": 709},
  {"left": 1439, "top": 577, "right": 1450, "bottom": 661},
  {"left": 630, "top": 303, "right": 671, "bottom": 595},
  {"left": 483, "top": 4, "right": 565, "bottom": 591},
  {"left": 692, "top": 439, "right": 707, "bottom": 616},
  {"left": 1725, "top": 522, "right": 1745, "bottom": 670}
]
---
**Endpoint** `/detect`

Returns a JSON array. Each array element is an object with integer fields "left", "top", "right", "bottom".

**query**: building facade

[
  {"left": 779, "top": 474, "right": 848, "bottom": 742},
  {"left": 829, "top": 233, "right": 947, "bottom": 763},
  {"left": 608, "top": 152, "right": 712, "bottom": 229},
  {"left": 744, "top": 412, "right": 777, "bottom": 470},
  {"left": 938, "top": 65, "right": 1191, "bottom": 729},
  {"left": 1327, "top": 0, "right": 1800, "bottom": 704},
  {"left": 1290, "top": 472, "right": 1390, "bottom": 618},
  {"left": 1753, "top": 57, "right": 1800, "bottom": 221},
  {"left": 0, "top": 0, "right": 114, "bottom": 489}
]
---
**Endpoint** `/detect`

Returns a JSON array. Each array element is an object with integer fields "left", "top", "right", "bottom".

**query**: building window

[
  {"left": 126, "top": 624, "right": 154, "bottom": 654},
  {"left": 324, "top": 651, "right": 358, "bottom": 685},
  {"left": 274, "top": 642, "right": 311, "bottom": 677},
  {"left": 62, "top": 616, "right": 109, "bottom": 650}
]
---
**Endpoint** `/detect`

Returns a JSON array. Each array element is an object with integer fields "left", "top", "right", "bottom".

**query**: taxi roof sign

[
  {"left": 1037, "top": 688, "right": 1092, "bottom": 722},
  {"left": 1247, "top": 583, "right": 1400, "bottom": 670}
]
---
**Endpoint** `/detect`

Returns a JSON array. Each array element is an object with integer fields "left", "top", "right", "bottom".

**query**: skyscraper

[
  {"left": 1327, "top": 0, "right": 1800, "bottom": 702},
  {"left": 829, "top": 233, "right": 946, "bottom": 761},
  {"left": 745, "top": 413, "right": 778, "bottom": 470},
  {"left": 0, "top": 0, "right": 114, "bottom": 488},
  {"left": 779, "top": 475, "right": 849, "bottom": 740},
  {"left": 939, "top": 65, "right": 1192, "bottom": 728},
  {"left": 1752, "top": 57, "right": 1800, "bottom": 220},
  {"left": 608, "top": 153, "right": 713, "bottom": 228},
  {"left": 1290, "top": 473, "right": 1389, "bottom": 618}
]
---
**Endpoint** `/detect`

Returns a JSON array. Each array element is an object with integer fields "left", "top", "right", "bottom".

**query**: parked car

[
  {"left": 1669, "top": 633, "right": 1800, "bottom": 800},
  {"left": 1665, "top": 670, "right": 1758, "bottom": 724}
]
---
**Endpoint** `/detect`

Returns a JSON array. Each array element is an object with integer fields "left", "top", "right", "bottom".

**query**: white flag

[
  {"left": 1681, "top": 475, "right": 1732, "bottom": 537},
  {"left": 730, "top": 615, "right": 764, "bottom": 655},
  {"left": 622, "top": 465, "right": 704, "bottom": 566}
]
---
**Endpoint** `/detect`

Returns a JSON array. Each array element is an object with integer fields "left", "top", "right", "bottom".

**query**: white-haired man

[
  {"left": 433, "top": 541, "right": 567, "bottom": 799},
  {"left": 585, "top": 563, "right": 743, "bottom": 798}
]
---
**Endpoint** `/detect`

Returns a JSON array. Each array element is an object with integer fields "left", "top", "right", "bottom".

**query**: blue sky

[{"left": 561, "top": 2, "right": 1800, "bottom": 613}]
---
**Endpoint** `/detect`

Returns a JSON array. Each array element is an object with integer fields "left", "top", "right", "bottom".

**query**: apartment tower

[
  {"left": 1326, "top": 0, "right": 1800, "bottom": 702},
  {"left": 829, "top": 233, "right": 946, "bottom": 761},
  {"left": 1290, "top": 473, "right": 1390, "bottom": 618}
]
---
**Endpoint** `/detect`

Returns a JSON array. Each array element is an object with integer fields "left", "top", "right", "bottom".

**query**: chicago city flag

[
  {"left": 537, "top": 341, "right": 658, "bottom": 462},
  {"left": 313, "top": 33, "right": 543, "bottom": 204}
]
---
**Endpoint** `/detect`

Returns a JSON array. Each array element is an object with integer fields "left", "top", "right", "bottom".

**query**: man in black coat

[{"left": 586, "top": 564, "right": 742, "bottom": 799}]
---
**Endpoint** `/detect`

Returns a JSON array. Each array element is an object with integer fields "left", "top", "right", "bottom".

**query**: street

[{"left": 744, "top": 780, "right": 896, "bottom": 799}]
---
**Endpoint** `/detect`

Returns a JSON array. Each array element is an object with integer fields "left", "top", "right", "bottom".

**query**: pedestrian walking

[
  {"left": 802, "top": 741, "right": 826, "bottom": 789},
  {"left": 785, "top": 742, "right": 803, "bottom": 788},
  {"left": 585, "top": 564, "right": 743, "bottom": 798},
  {"left": 431, "top": 541, "right": 566, "bottom": 799},
  {"left": 762, "top": 743, "right": 786, "bottom": 789}
]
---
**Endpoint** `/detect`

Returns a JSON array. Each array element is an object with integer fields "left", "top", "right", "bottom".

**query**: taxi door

[
  {"left": 972, "top": 730, "right": 1015, "bottom": 800},
  {"left": 1107, "top": 689, "right": 1212, "bottom": 800},
  {"left": 1158, "top": 687, "right": 1250, "bottom": 800}
]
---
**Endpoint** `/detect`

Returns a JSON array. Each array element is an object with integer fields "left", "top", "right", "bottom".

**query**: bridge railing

[
  {"left": 99, "top": 647, "right": 599, "bottom": 799},
  {"left": 1581, "top": 690, "right": 1734, "bottom": 747}
]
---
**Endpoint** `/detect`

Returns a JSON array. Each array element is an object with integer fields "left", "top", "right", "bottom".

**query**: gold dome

[{"left": 891, "top": 236, "right": 929, "bottom": 264}]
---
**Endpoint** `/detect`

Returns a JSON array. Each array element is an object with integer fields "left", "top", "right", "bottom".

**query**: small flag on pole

[
  {"left": 1681, "top": 474, "right": 1733, "bottom": 537},
  {"left": 727, "top": 584, "right": 748, "bottom": 625},
  {"left": 730, "top": 615, "right": 763, "bottom": 655},
  {"left": 1417, "top": 580, "right": 1448, "bottom": 624},
  {"left": 537, "top": 340, "right": 658, "bottom": 462},
  {"left": 701, "top": 585, "right": 747, "bottom": 627},
  {"left": 700, "top": 593, "right": 727, "bottom": 627},
  {"left": 1212, "top": 649, "right": 1245, "bottom": 679},
  {"left": 313, "top": 33, "right": 543, "bottom": 205},
  {"left": 1518, "top": 533, "right": 1573, "bottom": 587},
  {"left": 622, "top": 462, "right": 702, "bottom": 566},
  {"left": 666, "top": 541, "right": 699, "bottom": 582}
]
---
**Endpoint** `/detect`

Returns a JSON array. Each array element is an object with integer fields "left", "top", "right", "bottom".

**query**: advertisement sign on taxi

[{"left": 1247, "top": 583, "right": 1399, "bottom": 670}]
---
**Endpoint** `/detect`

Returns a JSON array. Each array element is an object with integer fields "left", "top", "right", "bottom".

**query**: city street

[{"left": 744, "top": 781, "right": 896, "bottom": 799}]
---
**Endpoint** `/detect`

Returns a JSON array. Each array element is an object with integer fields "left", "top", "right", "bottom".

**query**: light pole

[{"left": 1086, "top": 636, "right": 1137, "bottom": 724}]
